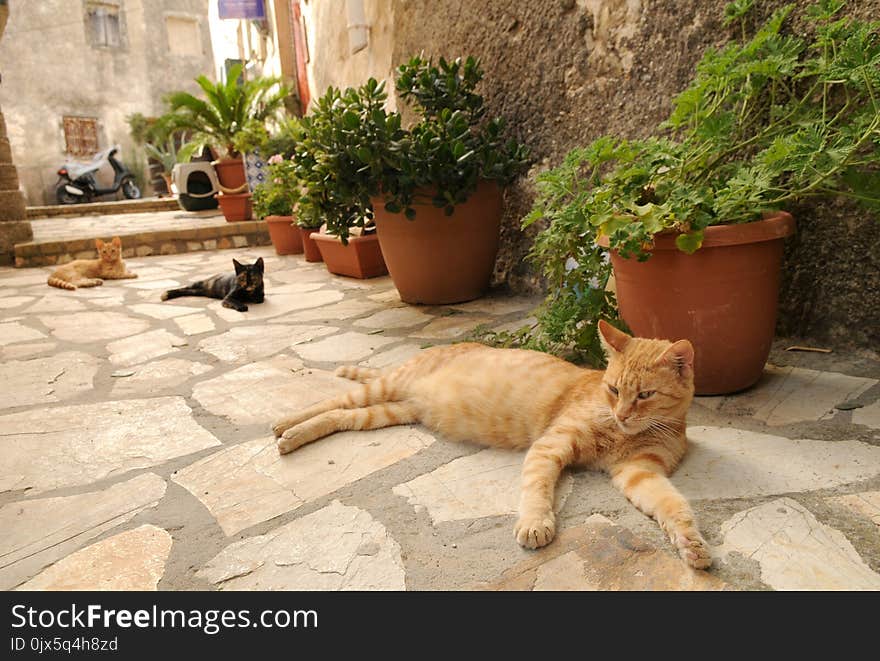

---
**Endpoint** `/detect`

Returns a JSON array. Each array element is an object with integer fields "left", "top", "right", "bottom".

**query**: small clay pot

[
  {"left": 217, "top": 192, "right": 253, "bottom": 222},
  {"left": 604, "top": 211, "right": 796, "bottom": 395},
  {"left": 312, "top": 232, "right": 387, "bottom": 279},
  {"left": 299, "top": 227, "right": 324, "bottom": 262},
  {"left": 213, "top": 157, "right": 247, "bottom": 190},
  {"left": 265, "top": 215, "right": 303, "bottom": 255},
  {"left": 371, "top": 180, "right": 502, "bottom": 304}
]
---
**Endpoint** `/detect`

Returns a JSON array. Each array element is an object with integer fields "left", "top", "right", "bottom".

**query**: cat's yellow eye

[
  {"left": 607, "top": 384, "right": 618, "bottom": 396},
  {"left": 637, "top": 390, "right": 655, "bottom": 400}
]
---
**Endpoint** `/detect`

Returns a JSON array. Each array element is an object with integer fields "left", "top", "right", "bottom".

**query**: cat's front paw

[
  {"left": 673, "top": 528, "right": 712, "bottom": 569},
  {"left": 515, "top": 511, "right": 556, "bottom": 549}
]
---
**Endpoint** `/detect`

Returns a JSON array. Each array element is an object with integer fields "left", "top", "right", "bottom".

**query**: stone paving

[{"left": 1, "top": 245, "right": 879, "bottom": 591}]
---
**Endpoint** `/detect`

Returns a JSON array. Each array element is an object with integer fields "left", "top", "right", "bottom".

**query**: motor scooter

[{"left": 55, "top": 145, "right": 142, "bottom": 204}]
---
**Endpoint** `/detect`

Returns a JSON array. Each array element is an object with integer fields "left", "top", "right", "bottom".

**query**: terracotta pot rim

[
  {"left": 371, "top": 179, "right": 501, "bottom": 212},
  {"left": 310, "top": 232, "right": 378, "bottom": 244},
  {"left": 217, "top": 192, "right": 252, "bottom": 199},
  {"left": 598, "top": 211, "right": 796, "bottom": 251},
  {"left": 264, "top": 214, "right": 295, "bottom": 224}
]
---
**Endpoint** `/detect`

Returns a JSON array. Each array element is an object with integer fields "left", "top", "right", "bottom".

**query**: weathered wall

[
  {"left": 390, "top": 0, "right": 880, "bottom": 349},
  {"left": 301, "top": 0, "right": 396, "bottom": 108},
  {"left": 0, "top": 0, "right": 214, "bottom": 205}
]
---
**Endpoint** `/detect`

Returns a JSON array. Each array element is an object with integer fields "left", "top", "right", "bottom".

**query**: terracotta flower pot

[
  {"left": 312, "top": 232, "right": 388, "bottom": 279},
  {"left": 217, "top": 192, "right": 253, "bottom": 222},
  {"left": 605, "top": 211, "right": 796, "bottom": 395},
  {"left": 299, "top": 228, "right": 324, "bottom": 262},
  {"left": 371, "top": 180, "right": 502, "bottom": 304},
  {"left": 213, "top": 157, "right": 247, "bottom": 191},
  {"left": 265, "top": 215, "right": 303, "bottom": 255}
]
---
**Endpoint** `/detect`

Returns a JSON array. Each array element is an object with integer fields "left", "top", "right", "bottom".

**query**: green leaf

[{"left": 675, "top": 231, "right": 705, "bottom": 253}]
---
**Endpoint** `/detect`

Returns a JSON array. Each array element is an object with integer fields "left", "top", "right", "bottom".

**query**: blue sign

[{"left": 218, "top": 0, "right": 266, "bottom": 20}]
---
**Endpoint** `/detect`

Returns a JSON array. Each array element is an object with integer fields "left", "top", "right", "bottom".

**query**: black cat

[{"left": 161, "top": 258, "right": 265, "bottom": 312}]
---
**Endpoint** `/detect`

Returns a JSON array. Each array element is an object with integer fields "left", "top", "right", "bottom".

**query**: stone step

[
  {"left": 0, "top": 137, "right": 11, "bottom": 164},
  {"left": 0, "top": 111, "right": 6, "bottom": 141},
  {"left": 0, "top": 189, "right": 26, "bottom": 221},
  {"left": 0, "top": 162, "right": 19, "bottom": 190},
  {"left": 27, "top": 196, "right": 181, "bottom": 219},
  {"left": 14, "top": 219, "right": 270, "bottom": 267}
]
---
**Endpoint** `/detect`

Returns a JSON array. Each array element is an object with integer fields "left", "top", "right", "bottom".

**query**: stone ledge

[
  {"left": 14, "top": 220, "right": 269, "bottom": 267},
  {"left": 26, "top": 197, "right": 181, "bottom": 219}
]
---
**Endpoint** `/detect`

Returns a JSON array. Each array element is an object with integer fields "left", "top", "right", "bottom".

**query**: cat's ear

[
  {"left": 233, "top": 259, "right": 243, "bottom": 274},
  {"left": 111, "top": 236, "right": 121, "bottom": 247},
  {"left": 598, "top": 319, "right": 630, "bottom": 355},
  {"left": 254, "top": 257, "right": 264, "bottom": 273},
  {"left": 656, "top": 339, "right": 694, "bottom": 379},
  {"left": 95, "top": 239, "right": 104, "bottom": 249}
]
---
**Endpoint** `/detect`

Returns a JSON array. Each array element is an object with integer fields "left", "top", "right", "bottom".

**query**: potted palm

[
  {"left": 521, "top": 1, "right": 880, "bottom": 395},
  {"left": 162, "top": 63, "right": 289, "bottom": 221}
]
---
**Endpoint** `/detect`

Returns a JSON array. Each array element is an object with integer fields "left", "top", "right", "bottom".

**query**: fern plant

[{"left": 493, "top": 0, "right": 880, "bottom": 364}]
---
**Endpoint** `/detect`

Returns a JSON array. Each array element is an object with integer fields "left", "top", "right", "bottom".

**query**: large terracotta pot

[
  {"left": 299, "top": 228, "right": 324, "bottom": 262},
  {"left": 213, "top": 157, "right": 247, "bottom": 191},
  {"left": 265, "top": 215, "right": 303, "bottom": 255},
  {"left": 217, "top": 192, "right": 252, "bottom": 222},
  {"left": 312, "top": 232, "right": 388, "bottom": 279},
  {"left": 371, "top": 180, "right": 502, "bottom": 304},
  {"left": 605, "top": 212, "right": 796, "bottom": 395}
]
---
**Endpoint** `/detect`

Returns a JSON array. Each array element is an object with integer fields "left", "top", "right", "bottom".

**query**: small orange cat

[
  {"left": 47, "top": 236, "right": 138, "bottom": 290},
  {"left": 272, "top": 321, "right": 711, "bottom": 569}
]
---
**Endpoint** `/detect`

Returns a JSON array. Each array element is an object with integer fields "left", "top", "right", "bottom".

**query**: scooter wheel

[
  {"left": 121, "top": 176, "right": 142, "bottom": 200},
  {"left": 56, "top": 185, "right": 83, "bottom": 205}
]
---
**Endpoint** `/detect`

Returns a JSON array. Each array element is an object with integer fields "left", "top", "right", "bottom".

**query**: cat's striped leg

[
  {"left": 73, "top": 277, "right": 103, "bottom": 288},
  {"left": 272, "top": 375, "right": 399, "bottom": 438},
  {"left": 277, "top": 401, "right": 419, "bottom": 454},
  {"left": 515, "top": 433, "right": 579, "bottom": 549},
  {"left": 334, "top": 365, "right": 382, "bottom": 383},
  {"left": 609, "top": 452, "right": 712, "bottom": 569}
]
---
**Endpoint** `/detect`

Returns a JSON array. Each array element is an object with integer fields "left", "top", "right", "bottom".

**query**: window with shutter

[
  {"left": 86, "top": 2, "right": 121, "bottom": 48},
  {"left": 62, "top": 116, "right": 100, "bottom": 158}
]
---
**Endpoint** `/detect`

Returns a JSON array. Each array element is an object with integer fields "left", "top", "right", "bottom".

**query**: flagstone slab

[
  {"left": 0, "top": 341, "right": 57, "bottom": 361},
  {"left": 826, "top": 491, "right": 880, "bottom": 528},
  {"left": 718, "top": 497, "right": 880, "bottom": 590},
  {"left": 367, "top": 289, "right": 403, "bottom": 304},
  {"left": 17, "top": 524, "right": 173, "bottom": 591},
  {"left": 293, "top": 331, "right": 397, "bottom": 363},
  {"left": 675, "top": 426, "right": 880, "bottom": 500},
  {"left": 697, "top": 365, "right": 877, "bottom": 426},
  {"left": 82, "top": 293, "right": 127, "bottom": 308},
  {"left": 0, "top": 286, "right": 19, "bottom": 297},
  {"left": 192, "top": 356, "right": 351, "bottom": 426},
  {"left": 852, "top": 400, "right": 880, "bottom": 430},
  {"left": 174, "top": 312, "right": 216, "bottom": 336},
  {"left": 198, "top": 500, "right": 406, "bottom": 590},
  {"left": 0, "top": 397, "right": 220, "bottom": 494},
  {"left": 107, "top": 329, "right": 187, "bottom": 366},
  {"left": 449, "top": 297, "right": 538, "bottom": 316},
  {"left": 360, "top": 343, "right": 422, "bottom": 369},
  {"left": 490, "top": 515, "right": 727, "bottom": 591},
  {"left": 110, "top": 358, "right": 213, "bottom": 397},
  {"left": 393, "top": 448, "right": 573, "bottom": 524},
  {"left": 353, "top": 306, "right": 434, "bottom": 330},
  {"left": 410, "top": 315, "right": 493, "bottom": 340},
  {"left": 211, "top": 289, "right": 345, "bottom": 323},
  {"left": 23, "top": 295, "right": 88, "bottom": 313},
  {"left": 129, "top": 302, "right": 204, "bottom": 319},
  {"left": 0, "top": 272, "right": 52, "bottom": 287},
  {"left": 0, "top": 351, "right": 99, "bottom": 410},
  {"left": 0, "top": 474, "right": 166, "bottom": 590},
  {"left": 0, "top": 321, "right": 47, "bottom": 345},
  {"left": 40, "top": 311, "right": 148, "bottom": 343},
  {"left": 198, "top": 325, "right": 337, "bottom": 363},
  {"left": 0, "top": 295, "right": 34, "bottom": 309},
  {"left": 174, "top": 425, "right": 436, "bottom": 536},
  {"left": 125, "top": 278, "right": 181, "bottom": 290},
  {"left": 275, "top": 298, "right": 386, "bottom": 323}
]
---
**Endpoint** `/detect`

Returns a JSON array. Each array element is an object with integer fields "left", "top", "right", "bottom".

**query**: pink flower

[
  {"left": 273, "top": 178, "right": 282, "bottom": 184},
  {"left": 268, "top": 154, "right": 284, "bottom": 165}
]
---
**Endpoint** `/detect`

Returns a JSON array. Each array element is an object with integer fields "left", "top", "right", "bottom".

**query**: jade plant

[
  {"left": 290, "top": 56, "right": 528, "bottom": 242},
  {"left": 485, "top": 0, "right": 880, "bottom": 364}
]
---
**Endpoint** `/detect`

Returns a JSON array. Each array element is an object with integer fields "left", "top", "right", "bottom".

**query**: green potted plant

[
  {"left": 143, "top": 135, "right": 182, "bottom": 196},
  {"left": 521, "top": 0, "right": 880, "bottom": 395},
  {"left": 253, "top": 155, "right": 303, "bottom": 255},
  {"left": 162, "top": 63, "right": 289, "bottom": 221}
]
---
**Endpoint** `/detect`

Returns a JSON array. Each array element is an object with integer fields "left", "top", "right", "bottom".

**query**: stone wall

[
  {"left": 390, "top": 0, "right": 880, "bottom": 350},
  {"left": 0, "top": 0, "right": 214, "bottom": 206}
]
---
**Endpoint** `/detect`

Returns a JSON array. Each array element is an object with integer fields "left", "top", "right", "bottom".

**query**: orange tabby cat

[
  {"left": 272, "top": 321, "right": 711, "bottom": 569},
  {"left": 47, "top": 236, "right": 137, "bottom": 290}
]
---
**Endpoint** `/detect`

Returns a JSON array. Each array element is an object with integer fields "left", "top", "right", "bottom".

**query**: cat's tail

[
  {"left": 161, "top": 287, "right": 195, "bottom": 301},
  {"left": 334, "top": 365, "right": 382, "bottom": 383},
  {"left": 47, "top": 277, "right": 76, "bottom": 290}
]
